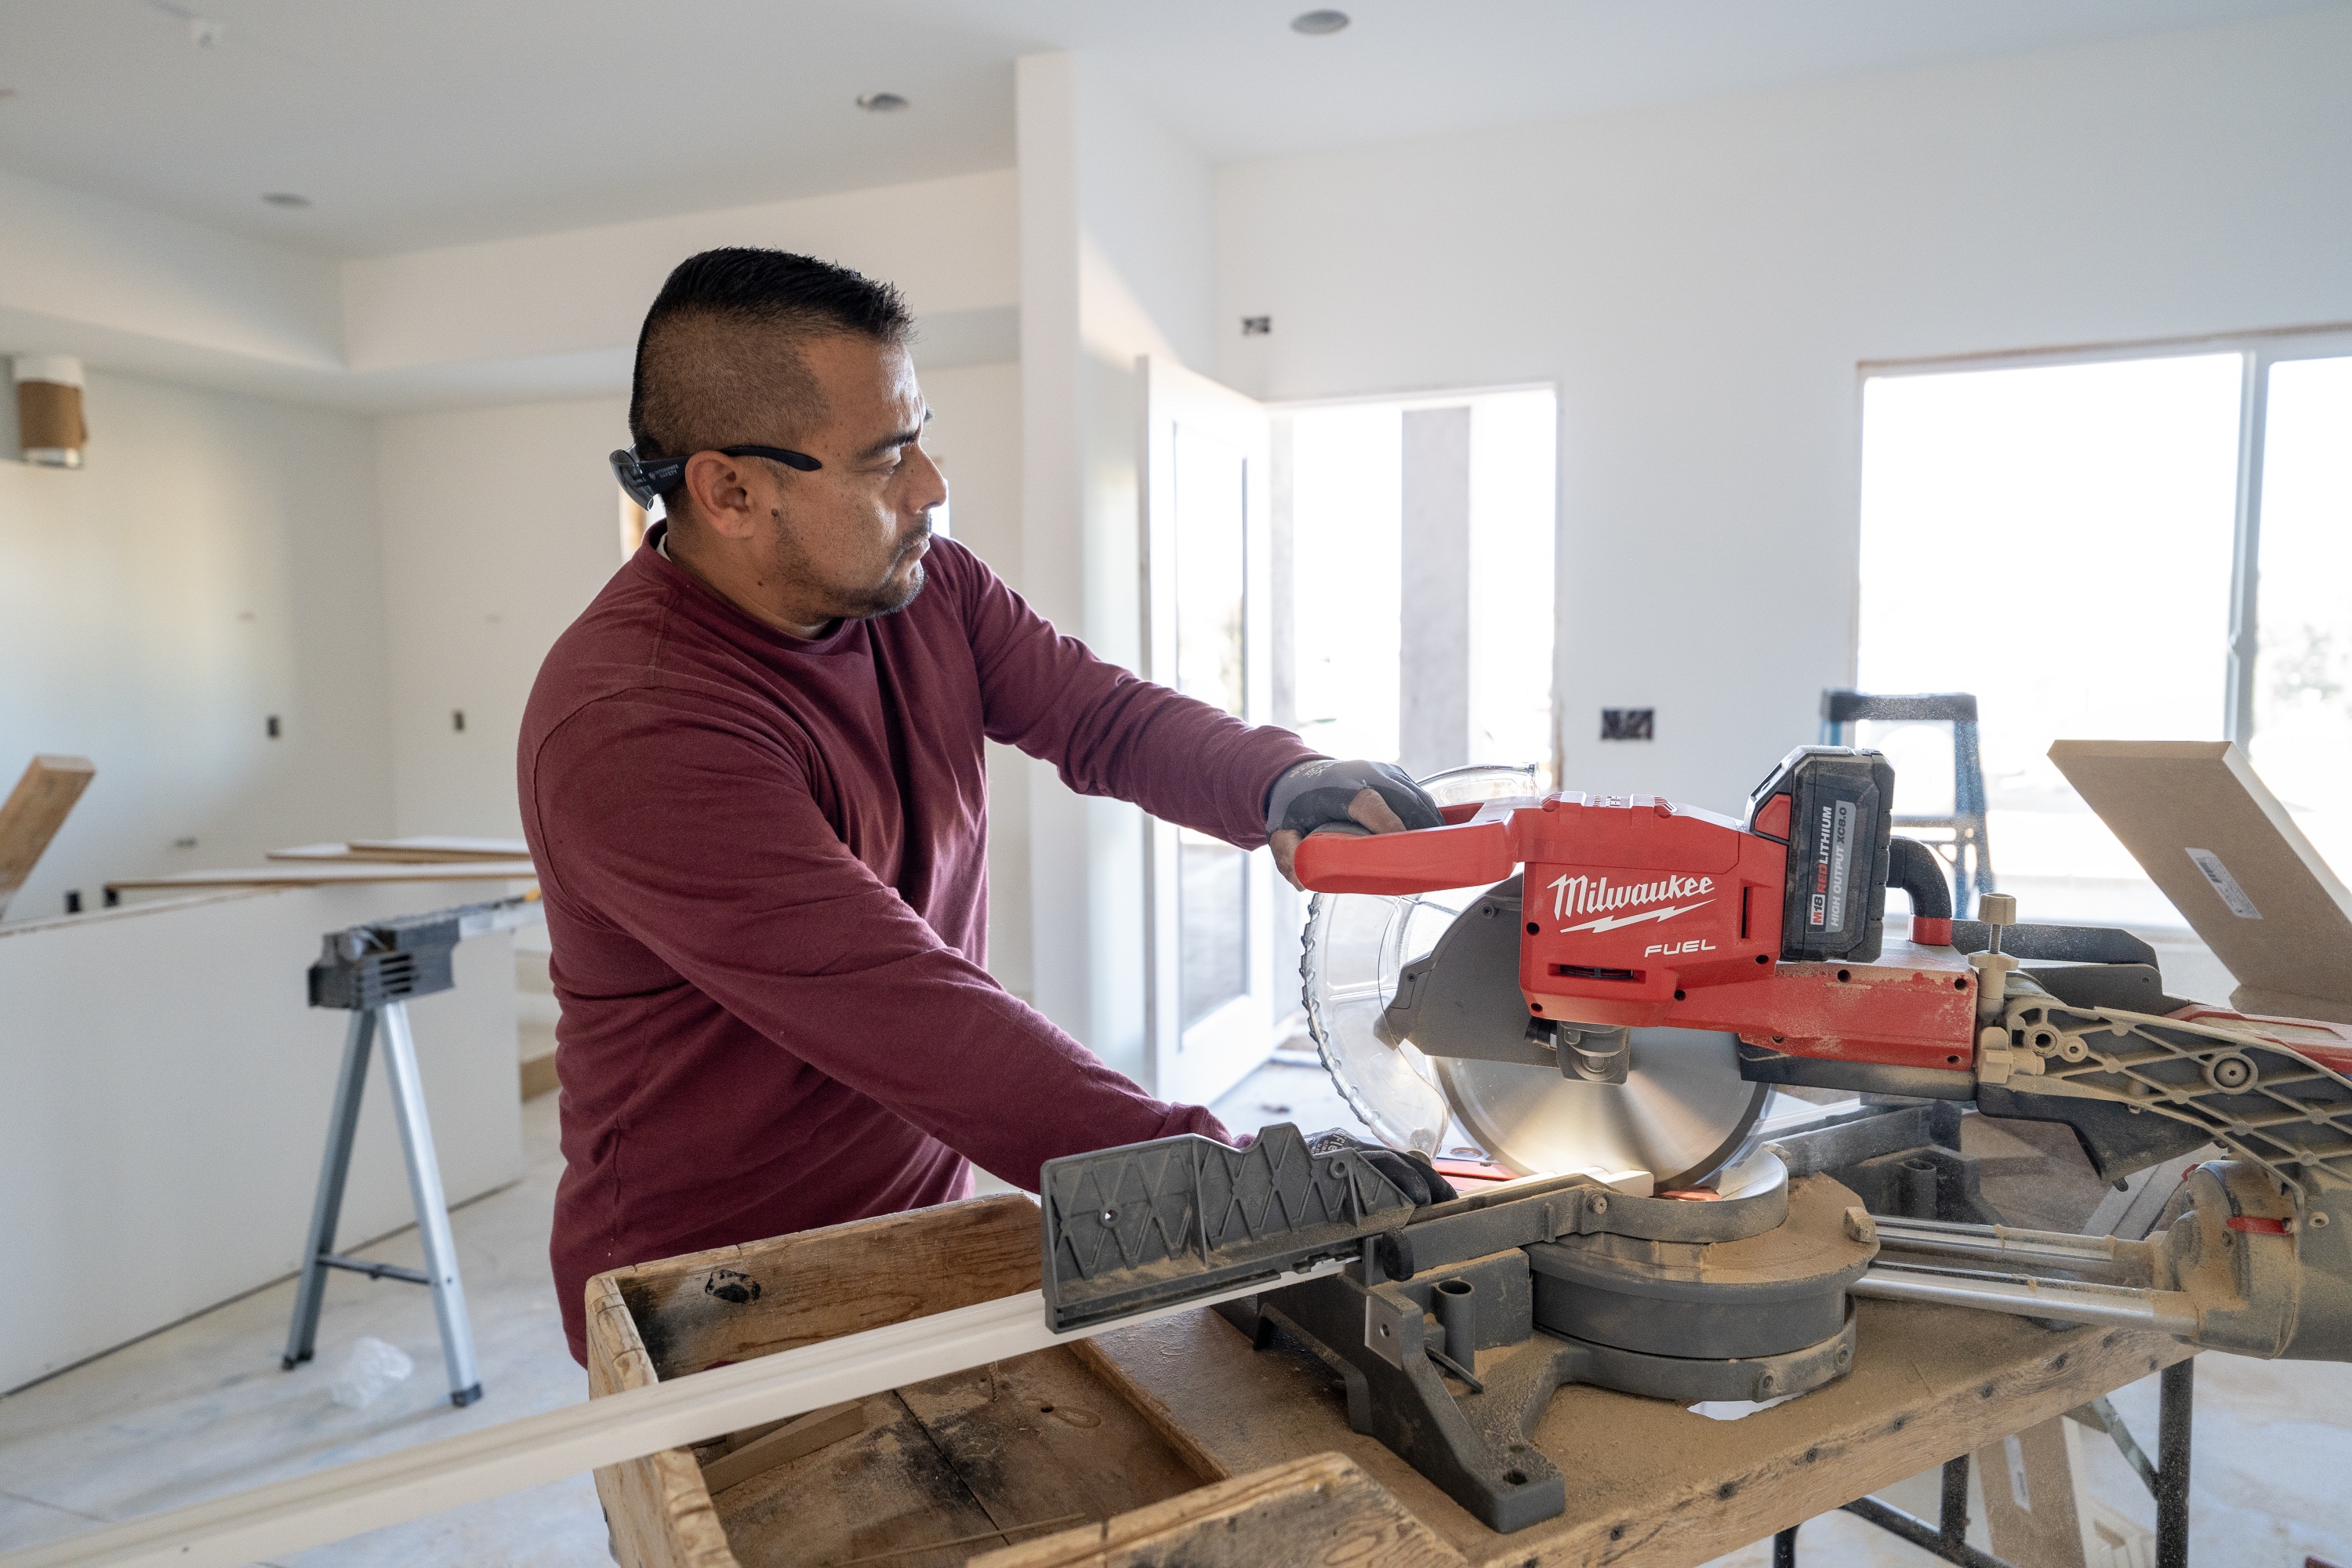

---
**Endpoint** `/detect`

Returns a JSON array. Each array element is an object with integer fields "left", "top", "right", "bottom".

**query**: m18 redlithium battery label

[{"left": 1808, "top": 800, "right": 1856, "bottom": 931}]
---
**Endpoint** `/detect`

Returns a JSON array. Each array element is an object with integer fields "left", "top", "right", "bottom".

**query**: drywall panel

[
  {"left": 1214, "top": 7, "right": 2352, "bottom": 818},
  {"left": 0, "top": 880, "right": 524, "bottom": 1392},
  {"left": 0, "top": 369, "right": 394, "bottom": 919}
]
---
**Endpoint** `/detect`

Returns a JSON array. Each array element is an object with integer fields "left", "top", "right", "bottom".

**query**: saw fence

[{"left": 587, "top": 1192, "right": 2193, "bottom": 1568}]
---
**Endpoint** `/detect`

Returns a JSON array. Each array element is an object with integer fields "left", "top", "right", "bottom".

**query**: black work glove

[
  {"left": 1265, "top": 758, "right": 1446, "bottom": 891},
  {"left": 1265, "top": 757, "right": 1445, "bottom": 840},
  {"left": 1308, "top": 1129, "right": 1458, "bottom": 1207}
]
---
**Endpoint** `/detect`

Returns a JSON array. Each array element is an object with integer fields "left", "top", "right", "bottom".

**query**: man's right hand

[{"left": 1265, "top": 758, "right": 1443, "bottom": 891}]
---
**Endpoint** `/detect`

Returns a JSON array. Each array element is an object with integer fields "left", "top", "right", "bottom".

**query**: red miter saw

[
  {"left": 1036, "top": 746, "right": 2352, "bottom": 1534},
  {"left": 1294, "top": 748, "right": 2352, "bottom": 1212}
]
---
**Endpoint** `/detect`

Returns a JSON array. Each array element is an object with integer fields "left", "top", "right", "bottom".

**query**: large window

[{"left": 1857, "top": 332, "right": 2352, "bottom": 928}]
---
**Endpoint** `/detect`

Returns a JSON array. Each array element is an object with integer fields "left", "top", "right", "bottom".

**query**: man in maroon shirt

[{"left": 521, "top": 249, "right": 1443, "bottom": 1363}]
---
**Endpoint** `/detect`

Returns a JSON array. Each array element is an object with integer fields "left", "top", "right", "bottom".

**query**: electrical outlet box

[{"left": 1601, "top": 708, "right": 1655, "bottom": 741}]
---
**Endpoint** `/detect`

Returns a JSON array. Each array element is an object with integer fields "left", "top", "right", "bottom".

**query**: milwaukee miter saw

[{"left": 1036, "top": 750, "right": 2352, "bottom": 1534}]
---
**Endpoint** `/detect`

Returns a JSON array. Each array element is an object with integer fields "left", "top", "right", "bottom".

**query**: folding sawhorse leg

[{"left": 281, "top": 997, "right": 482, "bottom": 1406}]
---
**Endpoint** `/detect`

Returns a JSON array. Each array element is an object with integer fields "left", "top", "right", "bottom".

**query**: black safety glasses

[{"left": 608, "top": 444, "right": 822, "bottom": 509}]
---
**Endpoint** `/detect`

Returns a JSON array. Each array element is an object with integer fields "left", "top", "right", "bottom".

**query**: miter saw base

[{"left": 1215, "top": 1148, "right": 1873, "bottom": 1532}]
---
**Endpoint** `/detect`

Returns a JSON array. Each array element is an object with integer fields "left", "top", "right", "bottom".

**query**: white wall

[
  {"left": 1017, "top": 51, "right": 1218, "bottom": 1085},
  {"left": 0, "top": 162, "right": 1017, "bottom": 413},
  {"left": 921, "top": 360, "right": 1033, "bottom": 999},
  {"left": 0, "top": 368, "right": 393, "bottom": 918},
  {"left": 345, "top": 171, "right": 1018, "bottom": 375},
  {"left": 368, "top": 361, "right": 1036, "bottom": 992},
  {"left": 1215, "top": 7, "right": 2352, "bottom": 818},
  {"left": 0, "top": 168, "right": 343, "bottom": 401},
  {"left": 375, "top": 395, "right": 631, "bottom": 839}
]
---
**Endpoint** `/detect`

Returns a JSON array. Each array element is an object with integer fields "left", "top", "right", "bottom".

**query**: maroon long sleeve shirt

[{"left": 519, "top": 528, "right": 1314, "bottom": 1361}]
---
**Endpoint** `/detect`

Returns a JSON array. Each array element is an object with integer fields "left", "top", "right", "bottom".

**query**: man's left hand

[
  {"left": 1266, "top": 757, "right": 1442, "bottom": 891},
  {"left": 1306, "top": 1129, "right": 1457, "bottom": 1206}
]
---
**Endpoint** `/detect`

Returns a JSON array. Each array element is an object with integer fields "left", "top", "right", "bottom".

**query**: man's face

[{"left": 743, "top": 334, "right": 946, "bottom": 624}]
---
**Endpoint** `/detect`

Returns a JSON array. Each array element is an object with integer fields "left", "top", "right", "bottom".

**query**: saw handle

[{"left": 1292, "top": 813, "right": 1515, "bottom": 895}]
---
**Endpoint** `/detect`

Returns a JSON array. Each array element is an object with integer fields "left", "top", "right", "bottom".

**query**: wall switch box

[{"left": 1601, "top": 708, "right": 1655, "bottom": 741}]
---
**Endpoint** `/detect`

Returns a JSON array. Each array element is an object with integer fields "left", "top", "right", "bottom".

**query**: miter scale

[{"left": 1040, "top": 750, "right": 2352, "bottom": 1534}]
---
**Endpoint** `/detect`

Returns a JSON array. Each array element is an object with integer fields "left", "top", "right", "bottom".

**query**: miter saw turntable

[{"left": 1038, "top": 749, "right": 2352, "bottom": 1534}]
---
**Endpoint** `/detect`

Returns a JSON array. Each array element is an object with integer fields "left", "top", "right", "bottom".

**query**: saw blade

[{"left": 1302, "top": 768, "right": 1766, "bottom": 1189}]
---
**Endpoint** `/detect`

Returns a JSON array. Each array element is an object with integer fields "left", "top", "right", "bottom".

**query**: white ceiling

[{"left": 0, "top": 0, "right": 2337, "bottom": 258}]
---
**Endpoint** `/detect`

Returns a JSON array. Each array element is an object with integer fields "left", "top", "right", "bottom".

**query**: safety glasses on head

[{"left": 608, "top": 445, "right": 823, "bottom": 509}]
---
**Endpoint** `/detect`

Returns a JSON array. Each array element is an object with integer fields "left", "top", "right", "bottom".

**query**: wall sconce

[{"left": 13, "top": 356, "right": 87, "bottom": 468}]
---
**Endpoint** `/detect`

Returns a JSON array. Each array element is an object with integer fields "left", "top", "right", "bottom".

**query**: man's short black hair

[{"left": 629, "top": 248, "right": 913, "bottom": 463}]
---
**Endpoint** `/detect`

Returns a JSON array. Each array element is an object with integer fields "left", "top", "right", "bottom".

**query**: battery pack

[{"left": 1746, "top": 746, "right": 1895, "bottom": 964}]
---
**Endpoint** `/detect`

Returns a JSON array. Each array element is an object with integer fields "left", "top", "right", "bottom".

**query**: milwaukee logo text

[
  {"left": 1549, "top": 873, "right": 1714, "bottom": 919},
  {"left": 1547, "top": 873, "right": 1716, "bottom": 935}
]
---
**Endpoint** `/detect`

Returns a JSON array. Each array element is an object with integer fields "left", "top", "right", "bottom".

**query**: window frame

[{"left": 1857, "top": 321, "right": 2352, "bottom": 747}]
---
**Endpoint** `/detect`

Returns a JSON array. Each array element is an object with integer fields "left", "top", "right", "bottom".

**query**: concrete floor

[{"left": 7, "top": 1069, "right": 2351, "bottom": 1566}]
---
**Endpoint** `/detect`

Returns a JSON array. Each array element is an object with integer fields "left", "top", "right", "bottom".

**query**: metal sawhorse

[
  {"left": 281, "top": 895, "right": 539, "bottom": 1407},
  {"left": 1820, "top": 689, "right": 1995, "bottom": 918},
  {"left": 1773, "top": 1359, "right": 2194, "bottom": 1568}
]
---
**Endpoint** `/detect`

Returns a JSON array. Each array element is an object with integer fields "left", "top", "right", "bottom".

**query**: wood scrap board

[
  {"left": 0, "top": 754, "right": 94, "bottom": 917},
  {"left": 2050, "top": 739, "right": 2352, "bottom": 1021}
]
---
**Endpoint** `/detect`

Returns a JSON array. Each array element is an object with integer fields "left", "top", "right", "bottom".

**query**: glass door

[{"left": 1142, "top": 358, "right": 1275, "bottom": 1106}]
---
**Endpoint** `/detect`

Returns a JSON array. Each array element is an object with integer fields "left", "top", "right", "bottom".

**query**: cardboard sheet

[{"left": 2049, "top": 739, "right": 2352, "bottom": 1022}]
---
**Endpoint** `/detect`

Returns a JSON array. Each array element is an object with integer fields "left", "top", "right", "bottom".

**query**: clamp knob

[{"left": 1968, "top": 893, "right": 2021, "bottom": 1022}]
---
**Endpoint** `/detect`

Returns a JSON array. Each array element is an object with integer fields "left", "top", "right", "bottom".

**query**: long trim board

[
  {"left": 269, "top": 837, "right": 531, "bottom": 864},
  {"left": 2049, "top": 740, "right": 2352, "bottom": 1015},
  {"left": 0, "top": 1267, "right": 1341, "bottom": 1568},
  {"left": 350, "top": 836, "right": 531, "bottom": 859},
  {"left": 107, "top": 861, "right": 535, "bottom": 891},
  {"left": 0, "top": 755, "right": 95, "bottom": 916}
]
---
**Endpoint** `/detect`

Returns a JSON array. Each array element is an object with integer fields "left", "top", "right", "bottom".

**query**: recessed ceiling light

[
  {"left": 261, "top": 192, "right": 311, "bottom": 209},
  {"left": 1291, "top": 9, "right": 1349, "bottom": 34},
  {"left": 855, "top": 92, "right": 909, "bottom": 113}
]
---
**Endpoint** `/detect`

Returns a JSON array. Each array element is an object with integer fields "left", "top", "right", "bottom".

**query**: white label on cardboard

[{"left": 2186, "top": 848, "right": 2262, "bottom": 920}]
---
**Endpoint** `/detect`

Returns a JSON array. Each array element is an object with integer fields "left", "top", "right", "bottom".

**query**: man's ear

[{"left": 679, "top": 451, "right": 760, "bottom": 540}]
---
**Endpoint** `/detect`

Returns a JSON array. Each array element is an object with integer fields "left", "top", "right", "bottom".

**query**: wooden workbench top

[
  {"left": 591, "top": 1193, "right": 2194, "bottom": 1568},
  {"left": 1085, "top": 1296, "right": 2192, "bottom": 1567}
]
